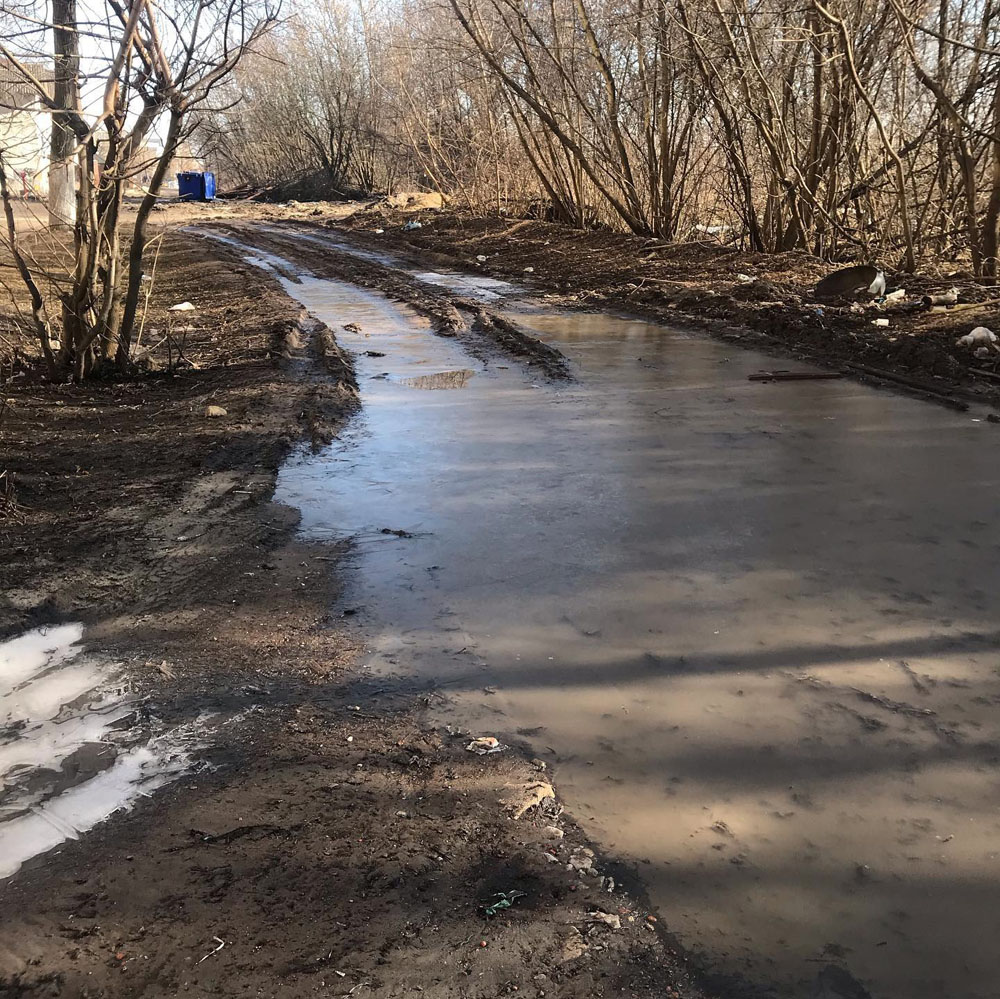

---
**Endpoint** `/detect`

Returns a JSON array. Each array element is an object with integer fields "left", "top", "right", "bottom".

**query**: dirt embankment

[
  {"left": 320, "top": 203, "right": 1000, "bottom": 409},
  {"left": 1, "top": 222, "right": 709, "bottom": 998}
]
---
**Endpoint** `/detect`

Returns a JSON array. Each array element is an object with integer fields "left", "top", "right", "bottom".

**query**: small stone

[
  {"left": 560, "top": 928, "right": 588, "bottom": 962},
  {"left": 204, "top": 405, "right": 227, "bottom": 418}
]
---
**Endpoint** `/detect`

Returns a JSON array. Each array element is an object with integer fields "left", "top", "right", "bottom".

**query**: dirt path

[
  {"left": 0, "top": 224, "right": 708, "bottom": 999},
  {"left": 212, "top": 220, "right": 1000, "bottom": 999}
]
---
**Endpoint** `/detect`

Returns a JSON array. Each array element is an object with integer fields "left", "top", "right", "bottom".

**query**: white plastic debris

[
  {"left": 403, "top": 220, "right": 422, "bottom": 231},
  {"left": 868, "top": 270, "right": 886, "bottom": 295},
  {"left": 523, "top": 266, "right": 534, "bottom": 273},
  {"left": 883, "top": 288, "right": 906, "bottom": 303},
  {"left": 956, "top": 326, "right": 998, "bottom": 347},
  {"left": 465, "top": 736, "right": 506, "bottom": 755},
  {"left": 476, "top": 255, "right": 488, "bottom": 262},
  {"left": 925, "top": 288, "right": 959, "bottom": 306},
  {"left": 871, "top": 318, "right": 890, "bottom": 328},
  {"left": 735, "top": 273, "right": 754, "bottom": 283},
  {"left": 373, "top": 228, "right": 384, "bottom": 234},
  {"left": 168, "top": 301, "right": 196, "bottom": 312}
]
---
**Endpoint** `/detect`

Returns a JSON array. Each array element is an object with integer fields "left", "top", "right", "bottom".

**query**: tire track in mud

[{"left": 195, "top": 221, "right": 572, "bottom": 380}]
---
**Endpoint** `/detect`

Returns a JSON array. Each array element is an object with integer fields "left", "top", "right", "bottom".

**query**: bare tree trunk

[
  {"left": 49, "top": 0, "right": 80, "bottom": 228},
  {"left": 117, "top": 107, "right": 183, "bottom": 367}
]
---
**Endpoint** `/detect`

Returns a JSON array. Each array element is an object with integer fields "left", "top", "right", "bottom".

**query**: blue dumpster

[{"left": 176, "top": 171, "right": 217, "bottom": 201}]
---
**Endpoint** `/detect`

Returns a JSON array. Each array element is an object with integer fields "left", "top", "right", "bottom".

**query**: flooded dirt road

[{"left": 216, "top": 227, "right": 1000, "bottom": 999}]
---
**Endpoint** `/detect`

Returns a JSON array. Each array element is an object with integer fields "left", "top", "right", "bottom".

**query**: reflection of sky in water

[
  {"left": 394, "top": 369, "right": 475, "bottom": 390},
  {"left": 0, "top": 624, "right": 199, "bottom": 879}
]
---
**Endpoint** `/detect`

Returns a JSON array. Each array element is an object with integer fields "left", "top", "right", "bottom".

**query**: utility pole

[{"left": 49, "top": 0, "right": 80, "bottom": 227}]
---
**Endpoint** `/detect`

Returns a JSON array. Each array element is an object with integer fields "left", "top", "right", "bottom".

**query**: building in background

[{"left": 0, "top": 60, "right": 51, "bottom": 198}]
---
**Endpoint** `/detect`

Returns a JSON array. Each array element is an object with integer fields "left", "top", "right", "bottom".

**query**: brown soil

[
  {"left": 0, "top": 216, "right": 709, "bottom": 998},
  {"left": 1, "top": 701, "right": 706, "bottom": 999}
]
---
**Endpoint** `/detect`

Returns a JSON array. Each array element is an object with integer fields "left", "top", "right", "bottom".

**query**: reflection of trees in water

[{"left": 399, "top": 369, "right": 475, "bottom": 390}]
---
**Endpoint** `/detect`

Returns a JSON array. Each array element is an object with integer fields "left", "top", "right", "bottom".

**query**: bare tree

[
  {"left": 0, "top": 0, "right": 278, "bottom": 380},
  {"left": 195, "top": 0, "right": 1000, "bottom": 273}
]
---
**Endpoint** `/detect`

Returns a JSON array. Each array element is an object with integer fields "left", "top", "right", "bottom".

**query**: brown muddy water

[{"left": 213, "top": 229, "right": 1000, "bottom": 999}]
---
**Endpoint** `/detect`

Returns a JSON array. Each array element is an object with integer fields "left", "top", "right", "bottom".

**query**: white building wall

[{"left": 0, "top": 105, "right": 51, "bottom": 197}]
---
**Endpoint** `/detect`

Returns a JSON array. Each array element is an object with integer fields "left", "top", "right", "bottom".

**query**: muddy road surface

[{"left": 194, "top": 224, "right": 1000, "bottom": 999}]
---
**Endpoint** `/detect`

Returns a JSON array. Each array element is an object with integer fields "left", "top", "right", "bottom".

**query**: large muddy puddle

[
  {"left": 0, "top": 624, "right": 207, "bottom": 879},
  {"left": 241, "top": 229, "right": 1000, "bottom": 999}
]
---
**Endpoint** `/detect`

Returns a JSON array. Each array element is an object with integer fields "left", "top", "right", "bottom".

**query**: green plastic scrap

[{"left": 483, "top": 890, "right": 526, "bottom": 916}]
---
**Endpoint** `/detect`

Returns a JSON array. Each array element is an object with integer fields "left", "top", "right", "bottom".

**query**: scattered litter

[
  {"left": 466, "top": 736, "right": 506, "bottom": 755},
  {"left": 403, "top": 220, "right": 422, "bottom": 231},
  {"left": 883, "top": 288, "right": 906, "bottom": 303},
  {"left": 204, "top": 405, "right": 227, "bottom": 418},
  {"left": 363, "top": 350, "right": 385, "bottom": 357},
  {"left": 957, "top": 326, "right": 997, "bottom": 347},
  {"left": 815, "top": 264, "right": 878, "bottom": 300},
  {"left": 395, "top": 810, "right": 409, "bottom": 817},
  {"left": 735, "top": 273, "right": 754, "bottom": 283},
  {"left": 197, "top": 936, "right": 225, "bottom": 964},
  {"left": 924, "top": 288, "right": 959, "bottom": 307},
  {"left": 868, "top": 270, "right": 886, "bottom": 295},
  {"left": 504, "top": 780, "right": 556, "bottom": 820},
  {"left": 476, "top": 255, "right": 488, "bottom": 262},
  {"left": 523, "top": 266, "right": 534, "bottom": 273},
  {"left": 168, "top": 301, "right": 196, "bottom": 312},
  {"left": 380, "top": 527, "right": 414, "bottom": 538},
  {"left": 343, "top": 322, "right": 361, "bottom": 333},
  {"left": 373, "top": 228, "right": 384, "bottom": 234},
  {"left": 483, "top": 890, "right": 526, "bottom": 916},
  {"left": 588, "top": 911, "right": 621, "bottom": 930},
  {"left": 871, "top": 318, "right": 889, "bottom": 328}
]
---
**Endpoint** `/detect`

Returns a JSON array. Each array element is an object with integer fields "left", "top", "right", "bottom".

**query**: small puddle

[{"left": 0, "top": 624, "right": 202, "bottom": 879}]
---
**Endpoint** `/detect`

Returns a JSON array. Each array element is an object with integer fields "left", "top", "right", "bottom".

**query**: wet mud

[{"left": 240, "top": 227, "right": 1000, "bottom": 999}]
